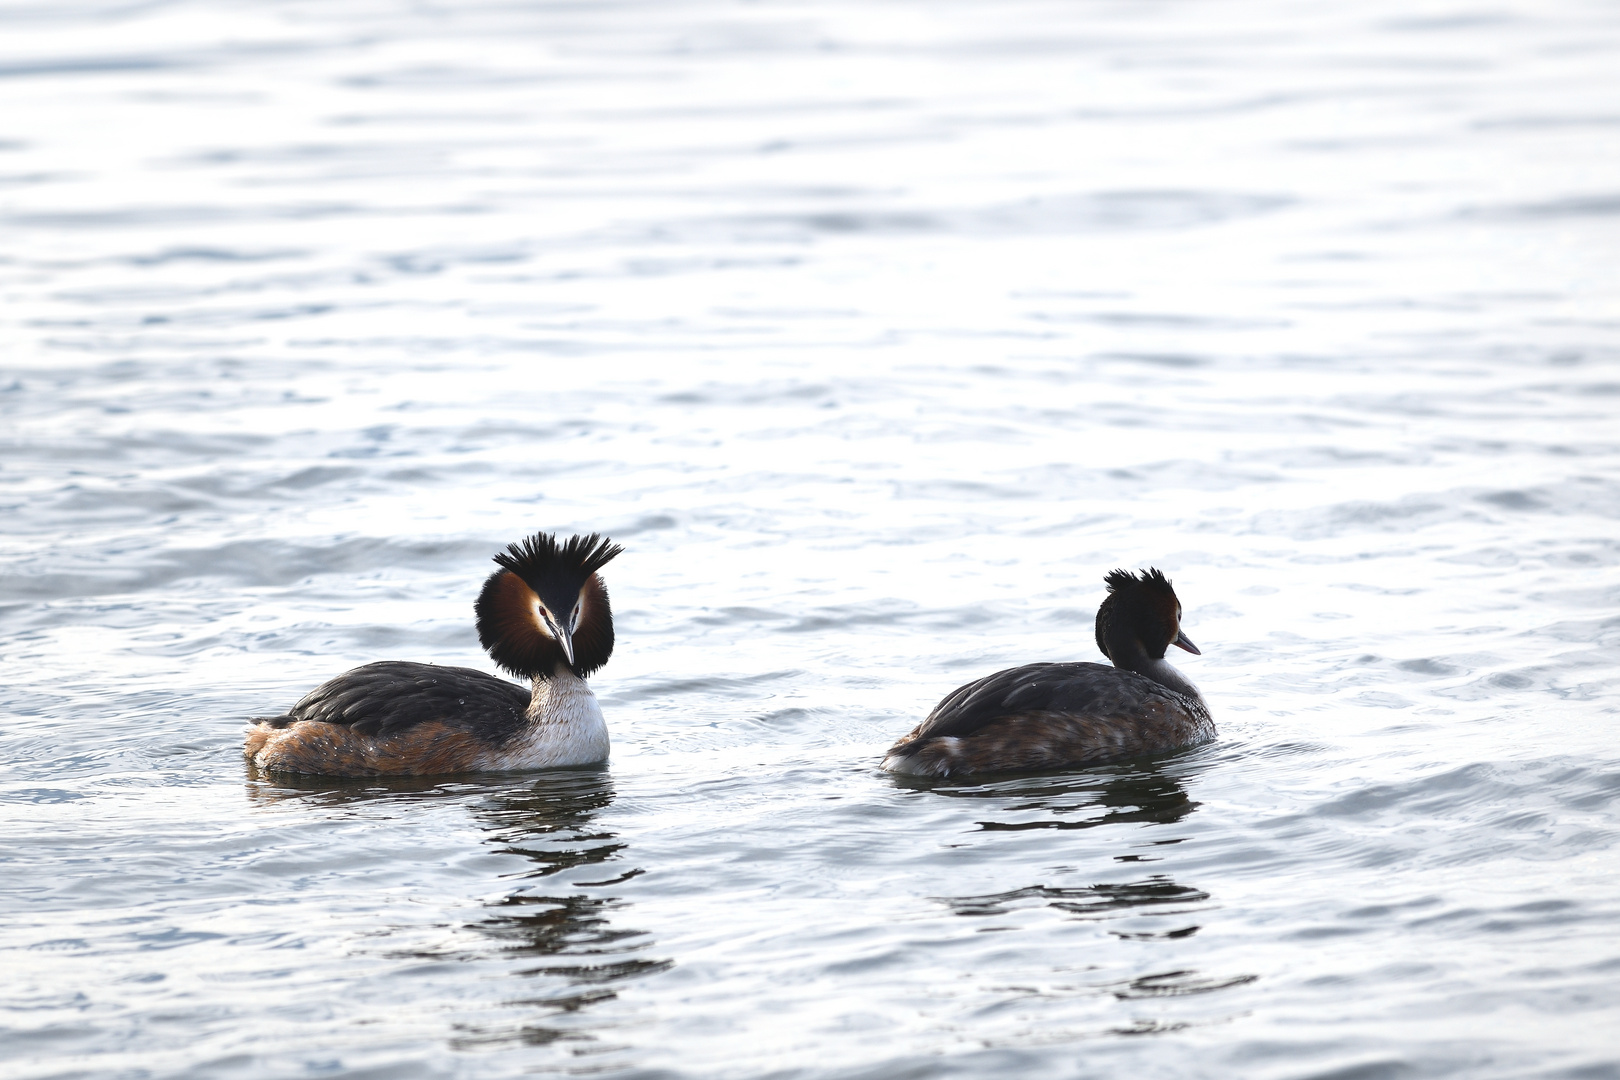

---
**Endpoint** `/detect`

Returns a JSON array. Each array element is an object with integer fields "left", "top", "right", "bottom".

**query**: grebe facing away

[
  {"left": 882, "top": 568, "right": 1213, "bottom": 778},
  {"left": 246, "top": 532, "right": 622, "bottom": 777}
]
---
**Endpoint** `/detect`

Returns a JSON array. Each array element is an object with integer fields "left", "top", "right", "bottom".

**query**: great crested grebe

[
  {"left": 245, "top": 531, "right": 622, "bottom": 777},
  {"left": 882, "top": 568, "right": 1213, "bottom": 777}
]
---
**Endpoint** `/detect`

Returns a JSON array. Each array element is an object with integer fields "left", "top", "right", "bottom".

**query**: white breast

[{"left": 484, "top": 668, "right": 610, "bottom": 769}]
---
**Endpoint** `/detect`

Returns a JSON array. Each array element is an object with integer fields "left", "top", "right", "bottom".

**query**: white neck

[{"left": 486, "top": 666, "right": 609, "bottom": 769}]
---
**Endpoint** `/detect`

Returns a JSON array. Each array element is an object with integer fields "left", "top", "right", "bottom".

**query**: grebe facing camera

[
  {"left": 883, "top": 568, "right": 1213, "bottom": 778},
  {"left": 246, "top": 531, "right": 622, "bottom": 777}
]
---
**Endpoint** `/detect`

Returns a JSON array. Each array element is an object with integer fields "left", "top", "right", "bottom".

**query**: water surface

[{"left": 3, "top": 1, "right": 1620, "bottom": 1077}]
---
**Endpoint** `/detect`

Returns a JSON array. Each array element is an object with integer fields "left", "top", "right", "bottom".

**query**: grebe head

[
  {"left": 1094, "top": 567, "right": 1199, "bottom": 666},
  {"left": 474, "top": 531, "right": 623, "bottom": 680}
]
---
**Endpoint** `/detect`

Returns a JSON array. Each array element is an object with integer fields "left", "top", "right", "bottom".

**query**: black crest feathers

[
  {"left": 1104, "top": 567, "right": 1174, "bottom": 597},
  {"left": 493, "top": 532, "right": 623, "bottom": 584}
]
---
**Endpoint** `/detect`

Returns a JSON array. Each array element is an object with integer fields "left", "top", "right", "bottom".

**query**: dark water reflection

[
  {"left": 898, "top": 760, "right": 1204, "bottom": 832},
  {"left": 925, "top": 764, "right": 1246, "bottom": 1009},
  {"left": 245, "top": 768, "right": 667, "bottom": 1052},
  {"left": 941, "top": 878, "right": 1209, "bottom": 922},
  {"left": 460, "top": 771, "right": 669, "bottom": 1050}
]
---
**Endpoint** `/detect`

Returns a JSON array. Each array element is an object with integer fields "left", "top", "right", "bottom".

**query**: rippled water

[{"left": 4, "top": 1, "right": 1620, "bottom": 1077}]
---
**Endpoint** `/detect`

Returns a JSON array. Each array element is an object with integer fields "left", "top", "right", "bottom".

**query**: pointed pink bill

[{"left": 1173, "top": 630, "right": 1201, "bottom": 655}]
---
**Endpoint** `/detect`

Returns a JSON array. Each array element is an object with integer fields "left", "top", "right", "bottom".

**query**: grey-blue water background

[{"left": 3, "top": 2, "right": 1619, "bottom": 1077}]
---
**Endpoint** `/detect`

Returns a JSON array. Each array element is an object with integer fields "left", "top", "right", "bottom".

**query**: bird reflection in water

[
  {"left": 895, "top": 758, "right": 1204, "bottom": 831},
  {"left": 464, "top": 768, "right": 670, "bottom": 1049},
  {"left": 244, "top": 768, "right": 667, "bottom": 1051},
  {"left": 923, "top": 764, "right": 1206, "bottom": 939},
  {"left": 920, "top": 763, "right": 1255, "bottom": 1012}
]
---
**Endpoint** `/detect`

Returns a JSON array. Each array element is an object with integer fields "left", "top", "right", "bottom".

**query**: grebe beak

[
  {"left": 1173, "top": 630, "right": 1200, "bottom": 655},
  {"left": 542, "top": 610, "right": 576, "bottom": 667}
]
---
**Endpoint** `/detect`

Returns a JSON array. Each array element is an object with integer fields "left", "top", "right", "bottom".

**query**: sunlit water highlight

[{"left": 2, "top": 1, "right": 1619, "bottom": 1077}]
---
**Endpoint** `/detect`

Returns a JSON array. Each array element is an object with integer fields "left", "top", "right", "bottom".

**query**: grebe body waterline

[
  {"left": 245, "top": 532, "right": 622, "bottom": 777},
  {"left": 883, "top": 568, "right": 1212, "bottom": 777}
]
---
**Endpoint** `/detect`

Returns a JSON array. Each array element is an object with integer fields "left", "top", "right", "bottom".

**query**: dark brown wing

[
  {"left": 896, "top": 661, "right": 1185, "bottom": 752},
  {"left": 255, "top": 661, "right": 531, "bottom": 742}
]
